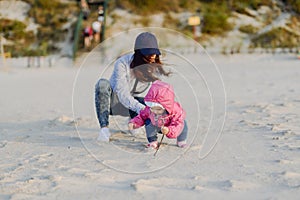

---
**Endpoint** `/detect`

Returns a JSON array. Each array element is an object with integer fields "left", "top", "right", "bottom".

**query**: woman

[{"left": 95, "top": 32, "right": 170, "bottom": 142}]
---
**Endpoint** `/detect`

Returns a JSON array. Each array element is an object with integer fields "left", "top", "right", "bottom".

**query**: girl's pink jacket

[{"left": 130, "top": 80, "right": 186, "bottom": 139}]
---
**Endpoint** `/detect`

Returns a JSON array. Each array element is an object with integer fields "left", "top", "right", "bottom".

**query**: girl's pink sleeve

[
  {"left": 129, "top": 107, "right": 150, "bottom": 128},
  {"left": 166, "top": 105, "right": 186, "bottom": 138},
  {"left": 166, "top": 114, "right": 185, "bottom": 138}
]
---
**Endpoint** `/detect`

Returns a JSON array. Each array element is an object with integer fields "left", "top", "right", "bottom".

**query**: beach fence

[
  {"left": 26, "top": 56, "right": 54, "bottom": 68},
  {"left": 0, "top": 55, "right": 70, "bottom": 69}
]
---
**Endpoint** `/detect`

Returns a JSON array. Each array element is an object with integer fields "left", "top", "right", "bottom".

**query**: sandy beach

[{"left": 1, "top": 37, "right": 300, "bottom": 199}]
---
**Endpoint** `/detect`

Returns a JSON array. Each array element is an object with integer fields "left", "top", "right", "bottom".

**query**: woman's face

[{"left": 144, "top": 54, "right": 156, "bottom": 63}]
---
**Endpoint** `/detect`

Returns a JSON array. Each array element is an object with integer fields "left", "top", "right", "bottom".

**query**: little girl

[{"left": 128, "top": 80, "right": 188, "bottom": 148}]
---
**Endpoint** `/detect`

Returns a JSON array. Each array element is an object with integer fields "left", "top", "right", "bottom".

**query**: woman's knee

[{"left": 95, "top": 79, "right": 111, "bottom": 93}]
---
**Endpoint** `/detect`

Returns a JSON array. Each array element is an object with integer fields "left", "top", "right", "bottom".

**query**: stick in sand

[
  {"left": 154, "top": 119, "right": 167, "bottom": 156},
  {"left": 154, "top": 134, "right": 165, "bottom": 156}
]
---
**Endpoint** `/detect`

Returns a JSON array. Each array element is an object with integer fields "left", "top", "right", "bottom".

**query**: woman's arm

[
  {"left": 129, "top": 107, "right": 150, "bottom": 128},
  {"left": 110, "top": 55, "right": 145, "bottom": 113}
]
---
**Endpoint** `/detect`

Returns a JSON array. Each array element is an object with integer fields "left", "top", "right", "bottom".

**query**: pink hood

[{"left": 144, "top": 80, "right": 175, "bottom": 113}]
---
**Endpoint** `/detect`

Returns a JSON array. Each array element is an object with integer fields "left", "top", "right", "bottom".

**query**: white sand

[
  {"left": 1, "top": 2, "right": 300, "bottom": 198},
  {"left": 1, "top": 51, "right": 300, "bottom": 199},
  {"left": 1, "top": 49, "right": 300, "bottom": 200}
]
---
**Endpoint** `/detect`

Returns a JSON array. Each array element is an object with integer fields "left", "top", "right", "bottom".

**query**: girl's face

[
  {"left": 150, "top": 106, "right": 165, "bottom": 115},
  {"left": 144, "top": 54, "right": 156, "bottom": 63}
]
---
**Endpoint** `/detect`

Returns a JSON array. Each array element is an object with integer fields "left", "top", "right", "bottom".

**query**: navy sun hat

[{"left": 134, "top": 32, "right": 161, "bottom": 55}]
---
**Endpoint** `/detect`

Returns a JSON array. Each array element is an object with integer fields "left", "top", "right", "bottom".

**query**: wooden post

[
  {"left": 188, "top": 15, "right": 201, "bottom": 40},
  {"left": 188, "top": 15, "right": 201, "bottom": 53},
  {"left": 0, "top": 35, "right": 7, "bottom": 69},
  {"left": 100, "top": 0, "right": 109, "bottom": 42}
]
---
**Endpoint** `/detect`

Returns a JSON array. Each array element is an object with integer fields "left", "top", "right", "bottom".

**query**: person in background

[
  {"left": 83, "top": 25, "right": 93, "bottom": 49},
  {"left": 97, "top": 5, "right": 104, "bottom": 24},
  {"left": 81, "top": 0, "right": 90, "bottom": 20},
  {"left": 92, "top": 20, "right": 101, "bottom": 44}
]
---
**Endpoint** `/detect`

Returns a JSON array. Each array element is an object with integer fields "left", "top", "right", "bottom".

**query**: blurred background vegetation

[
  {"left": 1, "top": 0, "right": 79, "bottom": 57},
  {"left": 114, "top": 0, "right": 300, "bottom": 50},
  {"left": 0, "top": 0, "right": 299, "bottom": 57}
]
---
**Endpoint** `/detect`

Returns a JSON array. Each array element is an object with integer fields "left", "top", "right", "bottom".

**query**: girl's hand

[
  {"left": 128, "top": 123, "right": 135, "bottom": 130},
  {"left": 161, "top": 126, "right": 169, "bottom": 135}
]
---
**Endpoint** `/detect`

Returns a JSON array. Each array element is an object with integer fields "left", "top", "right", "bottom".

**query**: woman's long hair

[{"left": 130, "top": 50, "right": 171, "bottom": 82}]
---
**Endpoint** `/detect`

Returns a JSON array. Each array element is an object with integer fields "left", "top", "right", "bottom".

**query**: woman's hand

[
  {"left": 161, "top": 126, "right": 169, "bottom": 135},
  {"left": 128, "top": 123, "right": 135, "bottom": 130}
]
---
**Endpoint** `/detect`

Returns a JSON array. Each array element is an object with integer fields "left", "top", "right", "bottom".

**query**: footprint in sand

[
  {"left": 0, "top": 141, "right": 7, "bottom": 148},
  {"left": 275, "top": 159, "right": 294, "bottom": 164},
  {"left": 280, "top": 171, "right": 300, "bottom": 188},
  {"left": 109, "top": 132, "right": 147, "bottom": 153},
  {"left": 48, "top": 115, "right": 75, "bottom": 127},
  {"left": 132, "top": 177, "right": 258, "bottom": 193},
  {"left": 23, "top": 153, "right": 54, "bottom": 164},
  {"left": 4, "top": 175, "right": 59, "bottom": 196},
  {"left": 203, "top": 179, "right": 258, "bottom": 191},
  {"left": 131, "top": 177, "right": 190, "bottom": 192}
]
